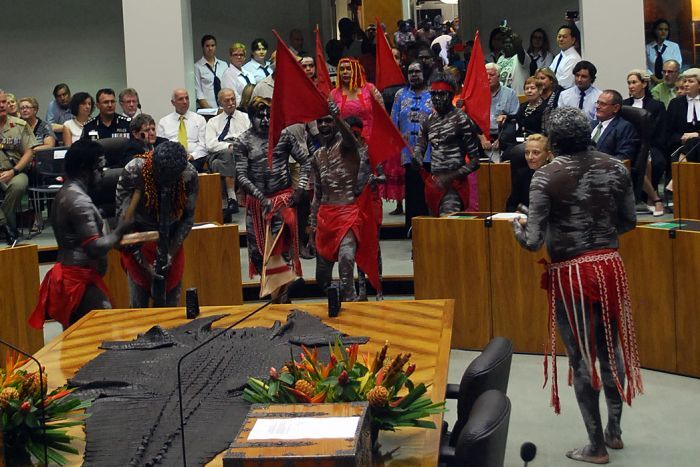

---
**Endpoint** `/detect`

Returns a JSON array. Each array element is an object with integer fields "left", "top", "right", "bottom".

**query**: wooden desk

[
  {"left": 671, "top": 162, "right": 700, "bottom": 220},
  {"left": 477, "top": 163, "right": 511, "bottom": 213},
  {"left": 195, "top": 173, "right": 224, "bottom": 224},
  {"left": 674, "top": 227, "right": 700, "bottom": 376},
  {"left": 0, "top": 244, "right": 43, "bottom": 357},
  {"left": 103, "top": 224, "right": 242, "bottom": 308},
  {"left": 34, "top": 299, "right": 454, "bottom": 466}
]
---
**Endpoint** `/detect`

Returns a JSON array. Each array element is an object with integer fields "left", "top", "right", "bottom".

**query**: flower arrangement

[
  {"left": 0, "top": 353, "right": 90, "bottom": 466},
  {"left": 244, "top": 340, "right": 445, "bottom": 432}
]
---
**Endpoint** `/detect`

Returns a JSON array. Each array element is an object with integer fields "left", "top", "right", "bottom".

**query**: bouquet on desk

[
  {"left": 0, "top": 352, "right": 91, "bottom": 465},
  {"left": 244, "top": 340, "right": 445, "bottom": 432}
]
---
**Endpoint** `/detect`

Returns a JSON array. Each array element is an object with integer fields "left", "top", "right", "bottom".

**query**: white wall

[
  {"left": 579, "top": 0, "right": 646, "bottom": 93},
  {"left": 0, "top": 0, "right": 126, "bottom": 116}
]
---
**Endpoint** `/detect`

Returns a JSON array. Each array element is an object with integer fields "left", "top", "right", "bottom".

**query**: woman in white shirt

[{"left": 62, "top": 92, "right": 94, "bottom": 147}]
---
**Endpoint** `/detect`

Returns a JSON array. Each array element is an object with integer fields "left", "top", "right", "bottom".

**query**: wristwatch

[{"left": 12, "top": 167, "right": 20, "bottom": 176}]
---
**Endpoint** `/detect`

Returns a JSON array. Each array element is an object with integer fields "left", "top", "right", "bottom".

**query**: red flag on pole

[
  {"left": 374, "top": 17, "right": 405, "bottom": 91},
  {"left": 269, "top": 29, "right": 329, "bottom": 163},
  {"left": 314, "top": 26, "right": 333, "bottom": 97},
  {"left": 460, "top": 30, "right": 491, "bottom": 135},
  {"left": 366, "top": 95, "right": 408, "bottom": 168}
]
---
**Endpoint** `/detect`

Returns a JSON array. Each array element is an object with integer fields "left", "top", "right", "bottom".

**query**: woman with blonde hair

[
  {"left": 622, "top": 69, "right": 666, "bottom": 216},
  {"left": 506, "top": 133, "right": 552, "bottom": 211}
]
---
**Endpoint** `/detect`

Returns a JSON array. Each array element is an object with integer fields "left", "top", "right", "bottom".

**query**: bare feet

[
  {"left": 565, "top": 445, "right": 609, "bottom": 464},
  {"left": 604, "top": 430, "right": 624, "bottom": 450}
]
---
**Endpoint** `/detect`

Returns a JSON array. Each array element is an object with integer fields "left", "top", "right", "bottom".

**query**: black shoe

[
  {"left": 227, "top": 198, "right": 240, "bottom": 214},
  {"left": 2, "top": 224, "right": 19, "bottom": 246}
]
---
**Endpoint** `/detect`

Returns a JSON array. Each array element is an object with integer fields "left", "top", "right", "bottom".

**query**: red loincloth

[
  {"left": 316, "top": 188, "right": 381, "bottom": 291},
  {"left": 540, "top": 249, "right": 643, "bottom": 414},
  {"left": 246, "top": 188, "right": 301, "bottom": 279},
  {"left": 421, "top": 171, "right": 471, "bottom": 216},
  {"left": 28, "top": 263, "right": 111, "bottom": 329},
  {"left": 120, "top": 243, "right": 184, "bottom": 292}
]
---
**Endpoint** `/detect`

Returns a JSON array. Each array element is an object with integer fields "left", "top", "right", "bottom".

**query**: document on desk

[
  {"left": 487, "top": 212, "right": 527, "bottom": 220},
  {"left": 247, "top": 416, "right": 360, "bottom": 440}
]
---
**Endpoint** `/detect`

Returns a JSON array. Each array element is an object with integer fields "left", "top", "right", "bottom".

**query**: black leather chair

[
  {"left": 440, "top": 389, "right": 511, "bottom": 467},
  {"left": 619, "top": 105, "right": 651, "bottom": 200},
  {"left": 96, "top": 137, "right": 130, "bottom": 169},
  {"left": 444, "top": 336, "right": 513, "bottom": 446},
  {"left": 27, "top": 147, "right": 68, "bottom": 234}
]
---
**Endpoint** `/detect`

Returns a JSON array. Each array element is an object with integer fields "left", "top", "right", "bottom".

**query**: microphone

[
  {"left": 520, "top": 441, "right": 537, "bottom": 466},
  {"left": 176, "top": 277, "right": 305, "bottom": 466},
  {"left": 0, "top": 338, "right": 49, "bottom": 464}
]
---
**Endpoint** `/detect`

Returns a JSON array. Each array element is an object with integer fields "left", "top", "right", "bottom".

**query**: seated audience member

[
  {"left": 526, "top": 28, "right": 554, "bottom": 76},
  {"left": 122, "top": 113, "right": 168, "bottom": 162},
  {"left": 482, "top": 62, "right": 519, "bottom": 157},
  {"left": 591, "top": 90, "right": 640, "bottom": 161},
  {"left": 46, "top": 83, "right": 73, "bottom": 133},
  {"left": 157, "top": 88, "right": 207, "bottom": 171},
  {"left": 0, "top": 89, "right": 37, "bottom": 244},
  {"left": 194, "top": 34, "right": 228, "bottom": 109},
  {"left": 535, "top": 67, "right": 561, "bottom": 132},
  {"left": 506, "top": 133, "right": 552, "bottom": 211},
  {"left": 28, "top": 140, "right": 131, "bottom": 330},
  {"left": 5, "top": 93, "right": 19, "bottom": 118},
  {"left": 496, "top": 29, "right": 529, "bottom": 94},
  {"left": 81, "top": 88, "right": 131, "bottom": 140},
  {"left": 205, "top": 88, "right": 251, "bottom": 219},
  {"left": 623, "top": 69, "right": 667, "bottom": 214},
  {"left": 651, "top": 59, "right": 680, "bottom": 108},
  {"left": 63, "top": 92, "right": 94, "bottom": 147},
  {"left": 119, "top": 88, "right": 141, "bottom": 118},
  {"left": 242, "top": 38, "right": 273, "bottom": 85},
  {"left": 221, "top": 42, "right": 255, "bottom": 102},
  {"left": 557, "top": 60, "right": 601, "bottom": 122},
  {"left": 18, "top": 97, "right": 56, "bottom": 151},
  {"left": 667, "top": 68, "right": 700, "bottom": 162},
  {"left": 646, "top": 19, "right": 682, "bottom": 82},
  {"left": 288, "top": 28, "right": 307, "bottom": 57},
  {"left": 549, "top": 24, "right": 582, "bottom": 89},
  {"left": 251, "top": 51, "right": 276, "bottom": 99},
  {"left": 515, "top": 77, "right": 546, "bottom": 136}
]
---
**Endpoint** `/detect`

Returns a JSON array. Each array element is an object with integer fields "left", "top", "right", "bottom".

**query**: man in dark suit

[{"left": 591, "top": 90, "right": 640, "bottom": 160}]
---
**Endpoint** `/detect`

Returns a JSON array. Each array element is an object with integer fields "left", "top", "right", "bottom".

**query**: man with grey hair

[
  {"left": 157, "top": 88, "right": 207, "bottom": 171},
  {"left": 651, "top": 59, "right": 680, "bottom": 108},
  {"left": 513, "top": 107, "right": 642, "bottom": 465},
  {"left": 483, "top": 62, "right": 518, "bottom": 158},
  {"left": 205, "top": 88, "right": 251, "bottom": 219},
  {"left": 119, "top": 88, "right": 141, "bottom": 118}
]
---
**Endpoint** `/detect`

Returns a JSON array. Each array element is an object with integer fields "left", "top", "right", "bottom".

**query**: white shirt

[
  {"left": 241, "top": 59, "right": 273, "bottom": 85},
  {"left": 157, "top": 110, "right": 207, "bottom": 160},
  {"left": 645, "top": 40, "right": 682, "bottom": 76},
  {"left": 592, "top": 117, "right": 613, "bottom": 140},
  {"left": 205, "top": 110, "right": 251, "bottom": 154},
  {"left": 632, "top": 97, "right": 644, "bottom": 109},
  {"left": 431, "top": 35, "right": 452, "bottom": 66},
  {"left": 496, "top": 54, "right": 529, "bottom": 95},
  {"left": 194, "top": 56, "right": 228, "bottom": 107},
  {"left": 220, "top": 64, "right": 255, "bottom": 102},
  {"left": 558, "top": 85, "right": 601, "bottom": 122},
  {"left": 527, "top": 50, "right": 554, "bottom": 70},
  {"left": 686, "top": 96, "right": 700, "bottom": 123},
  {"left": 549, "top": 47, "right": 582, "bottom": 89}
]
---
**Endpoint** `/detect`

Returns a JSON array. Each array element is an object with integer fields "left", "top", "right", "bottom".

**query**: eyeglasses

[
  {"left": 19, "top": 105, "right": 36, "bottom": 111},
  {"left": 232, "top": 52, "right": 245, "bottom": 57}
]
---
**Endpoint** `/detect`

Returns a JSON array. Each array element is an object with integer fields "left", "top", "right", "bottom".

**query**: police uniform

[
  {"left": 80, "top": 113, "right": 131, "bottom": 140},
  {"left": 0, "top": 115, "right": 37, "bottom": 230}
]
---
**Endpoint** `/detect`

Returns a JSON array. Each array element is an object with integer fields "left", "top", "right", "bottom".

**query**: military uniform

[
  {"left": 81, "top": 113, "right": 131, "bottom": 140},
  {"left": 0, "top": 115, "right": 37, "bottom": 230}
]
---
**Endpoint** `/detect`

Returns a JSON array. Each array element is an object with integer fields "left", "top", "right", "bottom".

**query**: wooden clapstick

[{"left": 120, "top": 231, "right": 159, "bottom": 246}]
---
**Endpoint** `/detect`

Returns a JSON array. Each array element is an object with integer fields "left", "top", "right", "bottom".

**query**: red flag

[
  {"left": 460, "top": 30, "right": 491, "bottom": 135},
  {"left": 374, "top": 17, "right": 405, "bottom": 91},
  {"left": 269, "top": 30, "right": 329, "bottom": 164},
  {"left": 314, "top": 26, "right": 333, "bottom": 97},
  {"left": 366, "top": 95, "right": 408, "bottom": 168}
]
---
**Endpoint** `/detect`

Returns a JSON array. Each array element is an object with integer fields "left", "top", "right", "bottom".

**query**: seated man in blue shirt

[{"left": 483, "top": 62, "right": 519, "bottom": 158}]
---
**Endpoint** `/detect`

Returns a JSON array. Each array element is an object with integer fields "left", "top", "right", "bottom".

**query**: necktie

[
  {"left": 654, "top": 44, "right": 666, "bottom": 80},
  {"left": 206, "top": 62, "right": 221, "bottom": 99},
  {"left": 592, "top": 123, "right": 603, "bottom": 144},
  {"left": 578, "top": 89, "right": 586, "bottom": 109},
  {"left": 178, "top": 115, "right": 188, "bottom": 150},
  {"left": 218, "top": 115, "right": 232, "bottom": 142},
  {"left": 529, "top": 53, "right": 539, "bottom": 76},
  {"left": 553, "top": 53, "right": 563, "bottom": 73},
  {"left": 261, "top": 64, "right": 270, "bottom": 77}
]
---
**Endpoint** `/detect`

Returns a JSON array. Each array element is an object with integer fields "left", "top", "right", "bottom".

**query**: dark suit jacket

[
  {"left": 593, "top": 115, "right": 640, "bottom": 160},
  {"left": 622, "top": 95, "right": 666, "bottom": 149},
  {"left": 666, "top": 95, "right": 700, "bottom": 150}
]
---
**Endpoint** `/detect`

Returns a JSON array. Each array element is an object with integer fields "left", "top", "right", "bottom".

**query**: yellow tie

[{"left": 178, "top": 115, "right": 188, "bottom": 150}]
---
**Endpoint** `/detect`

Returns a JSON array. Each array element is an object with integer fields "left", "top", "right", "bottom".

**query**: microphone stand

[
  {"left": 0, "top": 339, "right": 48, "bottom": 465},
  {"left": 176, "top": 277, "right": 305, "bottom": 466}
]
